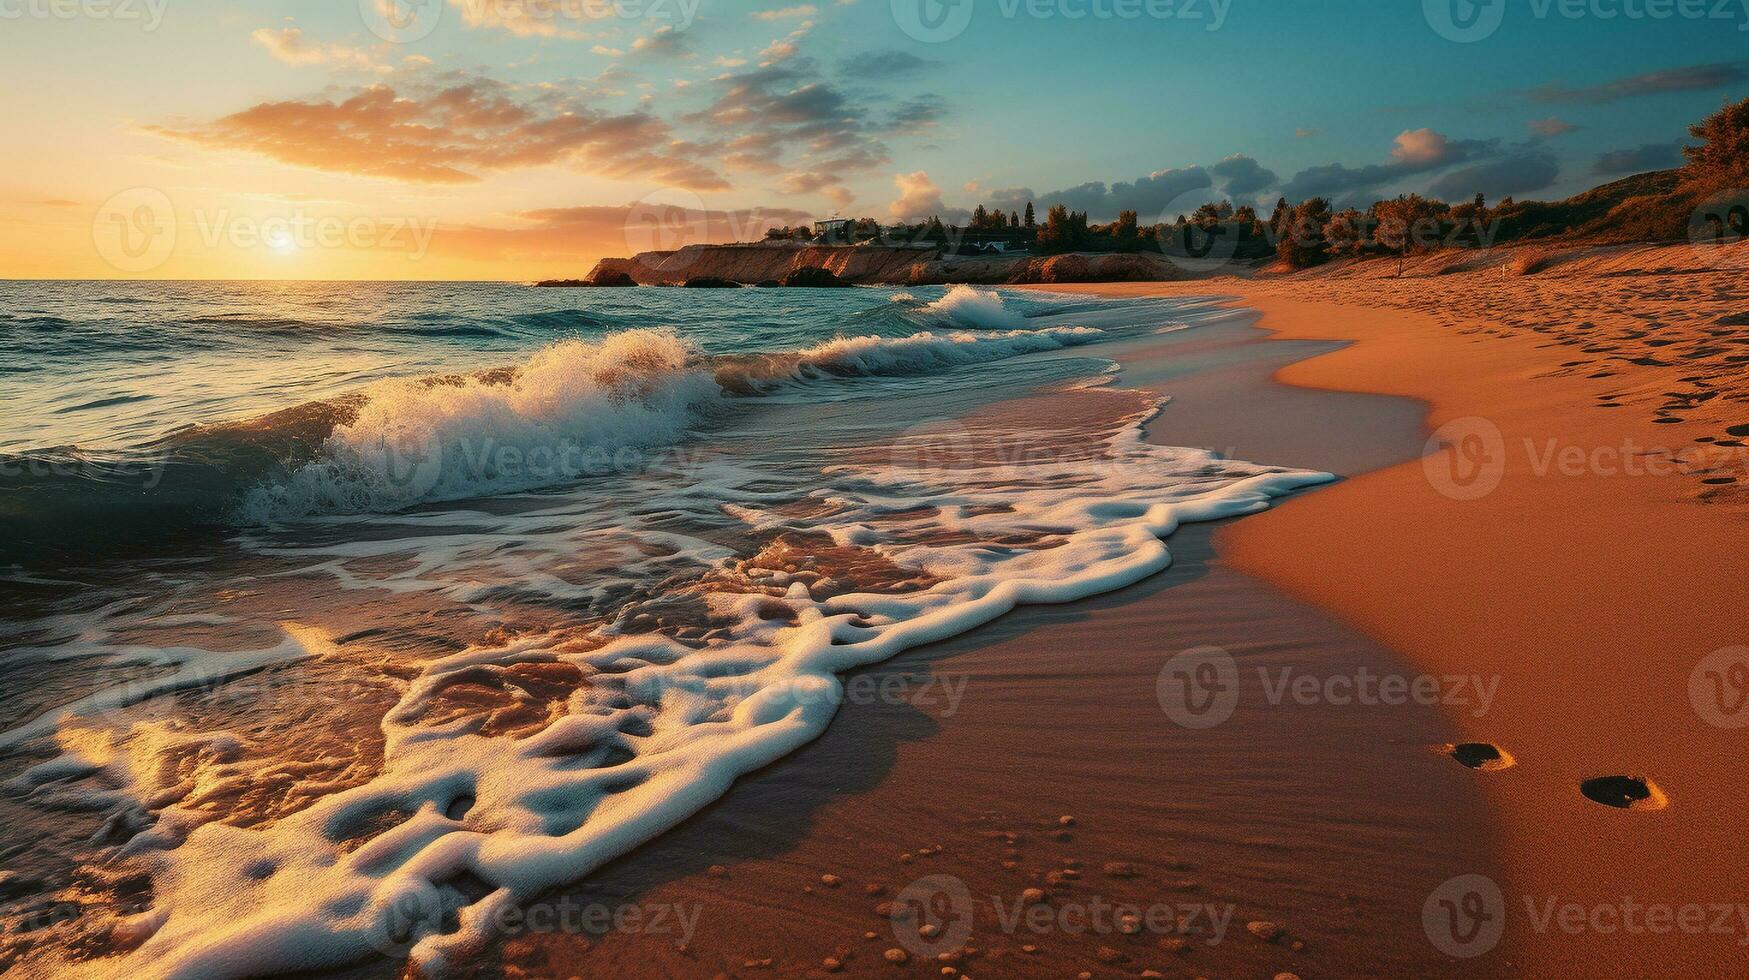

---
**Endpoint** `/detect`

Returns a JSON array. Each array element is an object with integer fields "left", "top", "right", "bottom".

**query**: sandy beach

[
  {"left": 1047, "top": 241, "right": 1749, "bottom": 976},
  {"left": 13, "top": 3, "right": 1749, "bottom": 975},
  {"left": 434, "top": 307, "right": 1498, "bottom": 979},
  {"left": 429, "top": 241, "right": 1749, "bottom": 979},
  {"left": 5, "top": 245, "right": 1744, "bottom": 979}
]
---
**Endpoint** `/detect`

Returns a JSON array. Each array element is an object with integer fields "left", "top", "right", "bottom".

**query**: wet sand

[
  {"left": 424, "top": 313, "right": 1508, "bottom": 977},
  {"left": 1043, "top": 242, "right": 1749, "bottom": 976}
]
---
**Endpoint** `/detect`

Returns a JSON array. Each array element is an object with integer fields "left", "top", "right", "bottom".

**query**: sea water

[{"left": 0, "top": 280, "right": 1330, "bottom": 977}]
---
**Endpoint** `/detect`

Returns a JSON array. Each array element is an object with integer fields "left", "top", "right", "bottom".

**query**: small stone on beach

[
  {"left": 1247, "top": 920, "right": 1284, "bottom": 942},
  {"left": 884, "top": 948, "right": 909, "bottom": 964}
]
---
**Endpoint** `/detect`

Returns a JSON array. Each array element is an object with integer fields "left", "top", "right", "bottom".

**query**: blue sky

[{"left": 3, "top": 0, "right": 1745, "bottom": 276}]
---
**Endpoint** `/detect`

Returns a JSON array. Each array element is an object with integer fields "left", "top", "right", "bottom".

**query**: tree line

[{"left": 760, "top": 96, "right": 1749, "bottom": 266}]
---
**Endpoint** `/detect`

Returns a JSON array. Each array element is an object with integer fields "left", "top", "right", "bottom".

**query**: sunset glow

[
  {"left": 5, "top": 1, "right": 1746, "bottom": 279},
  {"left": 4, "top": 5, "right": 1749, "bottom": 979}
]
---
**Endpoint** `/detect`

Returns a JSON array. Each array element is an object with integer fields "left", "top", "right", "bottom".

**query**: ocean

[{"left": 0, "top": 280, "right": 1330, "bottom": 976}]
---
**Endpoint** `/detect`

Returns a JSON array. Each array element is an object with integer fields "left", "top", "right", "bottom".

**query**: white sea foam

[
  {"left": 6, "top": 393, "right": 1333, "bottom": 978},
  {"left": 240, "top": 324, "right": 1109, "bottom": 521},
  {"left": 239, "top": 329, "right": 718, "bottom": 524},
  {"left": 718, "top": 326, "right": 1104, "bottom": 394},
  {"left": 0, "top": 295, "right": 1333, "bottom": 978},
  {"left": 918, "top": 284, "right": 1030, "bottom": 330}
]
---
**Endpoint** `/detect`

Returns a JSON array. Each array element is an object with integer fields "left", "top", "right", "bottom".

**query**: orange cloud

[{"left": 147, "top": 78, "right": 730, "bottom": 190}]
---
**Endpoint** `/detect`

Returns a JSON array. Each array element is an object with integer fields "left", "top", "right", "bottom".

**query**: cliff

[{"left": 582, "top": 242, "right": 1195, "bottom": 286}]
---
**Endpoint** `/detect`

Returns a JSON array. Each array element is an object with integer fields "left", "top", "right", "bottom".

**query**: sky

[{"left": 2, "top": 0, "right": 1745, "bottom": 279}]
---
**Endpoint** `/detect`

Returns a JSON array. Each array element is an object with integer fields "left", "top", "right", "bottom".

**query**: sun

[{"left": 265, "top": 228, "right": 300, "bottom": 256}]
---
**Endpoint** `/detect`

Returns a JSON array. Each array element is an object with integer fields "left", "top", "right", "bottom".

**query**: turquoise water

[{"left": 0, "top": 281, "right": 1220, "bottom": 554}]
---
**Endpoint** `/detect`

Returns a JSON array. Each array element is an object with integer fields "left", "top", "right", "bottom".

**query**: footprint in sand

[
  {"left": 1441, "top": 742, "right": 1516, "bottom": 772},
  {"left": 1579, "top": 775, "right": 1668, "bottom": 811}
]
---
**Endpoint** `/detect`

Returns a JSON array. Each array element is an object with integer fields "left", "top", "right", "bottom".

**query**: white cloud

[
  {"left": 888, "top": 170, "right": 953, "bottom": 222},
  {"left": 1391, "top": 128, "right": 1454, "bottom": 166},
  {"left": 250, "top": 27, "right": 384, "bottom": 71},
  {"left": 752, "top": 5, "right": 817, "bottom": 20}
]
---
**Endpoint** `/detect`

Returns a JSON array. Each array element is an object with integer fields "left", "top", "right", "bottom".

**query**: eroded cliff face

[
  {"left": 587, "top": 244, "right": 938, "bottom": 285},
  {"left": 583, "top": 243, "right": 1193, "bottom": 285}
]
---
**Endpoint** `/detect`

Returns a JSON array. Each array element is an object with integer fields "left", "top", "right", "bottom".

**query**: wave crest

[
  {"left": 714, "top": 326, "right": 1102, "bottom": 394},
  {"left": 239, "top": 329, "right": 718, "bottom": 522},
  {"left": 918, "top": 285, "right": 1029, "bottom": 330}
]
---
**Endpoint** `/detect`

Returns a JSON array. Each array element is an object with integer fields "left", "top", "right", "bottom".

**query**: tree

[
  {"left": 1267, "top": 197, "right": 1292, "bottom": 238},
  {"left": 1010, "top": 211, "right": 1020, "bottom": 228},
  {"left": 1323, "top": 208, "right": 1372, "bottom": 256},
  {"left": 1191, "top": 201, "right": 1234, "bottom": 227},
  {"left": 1684, "top": 96, "right": 1749, "bottom": 183},
  {"left": 1276, "top": 198, "right": 1333, "bottom": 269},
  {"left": 1372, "top": 194, "right": 1448, "bottom": 275},
  {"left": 1036, "top": 204, "right": 1074, "bottom": 253},
  {"left": 1447, "top": 193, "right": 1488, "bottom": 247},
  {"left": 1113, "top": 209, "right": 1139, "bottom": 249},
  {"left": 971, "top": 204, "right": 990, "bottom": 230},
  {"left": 1023, "top": 201, "right": 1036, "bottom": 228}
]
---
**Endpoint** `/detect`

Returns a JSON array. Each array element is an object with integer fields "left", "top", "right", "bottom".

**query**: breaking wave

[
  {"left": 1, "top": 320, "right": 1111, "bottom": 541},
  {"left": 917, "top": 285, "right": 1031, "bottom": 330}
]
